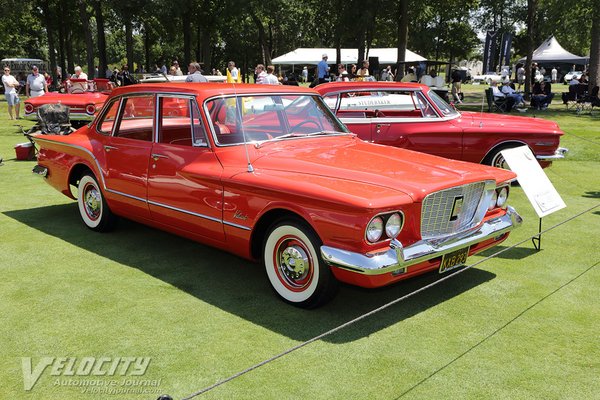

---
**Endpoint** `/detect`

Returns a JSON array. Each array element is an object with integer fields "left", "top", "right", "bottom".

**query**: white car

[
  {"left": 563, "top": 70, "right": 583, "bottom": 83},
  {"left": 139, "top": 73, "right": 226, "bottom": 83},
  {"left": 472, "top": 73, "right": 503, "bottom": 85}
]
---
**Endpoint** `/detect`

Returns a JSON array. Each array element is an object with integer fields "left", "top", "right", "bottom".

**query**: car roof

[
  {"left": 110, "top": 83, "right": 318, "bottom": 99},
  {"left": 314, "top": 81, "right": 427, "bottom": 94}
]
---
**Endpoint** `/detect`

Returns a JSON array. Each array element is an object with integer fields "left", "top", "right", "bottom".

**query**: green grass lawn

[{"left": 0, "top": 93, "right": 599, "bottom": 400}]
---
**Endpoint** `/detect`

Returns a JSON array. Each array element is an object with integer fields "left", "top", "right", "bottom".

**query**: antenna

[{"left": 234, "top": 87, "right": 254, "bottom": 173}]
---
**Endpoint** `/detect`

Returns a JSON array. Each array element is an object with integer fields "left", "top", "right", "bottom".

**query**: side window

[
  {"left": 114, "top": 95, "right": 155, "bottom": 141},
  {"left": 322, "top": 94, "right": 338, "bottom": 111},
  {"left": 158, "top": 96, "right": 207, "bottom": 147},
  {"left": 97, "top": 99, "right": 121, "bottom": 135}
]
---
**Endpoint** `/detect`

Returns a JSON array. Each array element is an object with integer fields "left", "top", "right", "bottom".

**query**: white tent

[
  {"left": 519, "top": 36, "right": 588, "bottom": 65},
  {"left": 272, "top": 48, "right": 426, "bottom": 65}
]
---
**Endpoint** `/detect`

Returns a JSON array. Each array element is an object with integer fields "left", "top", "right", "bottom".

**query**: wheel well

[
  {"left": 250, "top": 209, "right": 311, "bottom": 260},
  {"left": 481, "top": 141, "right": 528, "bottom": 165},
  {"left": 69, "top": 164, "right": 94, "bottom": 189}
]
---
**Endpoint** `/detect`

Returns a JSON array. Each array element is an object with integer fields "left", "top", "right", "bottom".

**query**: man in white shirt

[
  {"left": 262, "top": 65, "right": 279, "bottom": 85},
  {"left": 500, "top": 79, "right": 525, "bottom": 107},
  {"left": 26, "top": 65, "right": 48, "bottom": 98},
  {"left": 2, "top": 66, "right": 20, "bottom": 119},
  {"left": 185, "top": 62, "right": 208, "bottom": 82},
  {"left": 72, "top": 66, "right": 88, "bottom": 80}
]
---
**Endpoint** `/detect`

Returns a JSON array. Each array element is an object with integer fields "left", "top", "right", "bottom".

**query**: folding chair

[
  {"left": 576, "top": 86, "right": 599, "bottom": 115},
  {"left": 485, "top": 88, "right": 511, "bottom": 112}
]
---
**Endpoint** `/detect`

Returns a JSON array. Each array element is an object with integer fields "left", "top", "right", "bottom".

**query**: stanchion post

[{"left": 532, "top": 217, "right": 542, "bottom": 251}]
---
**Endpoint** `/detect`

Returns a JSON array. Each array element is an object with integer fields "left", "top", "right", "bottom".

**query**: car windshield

[
  {"left": 205, "top": 94, "right": 349, "bottom": 145},
  {"left": 427, "top": 89, "right": 460, "bottom": 117}
]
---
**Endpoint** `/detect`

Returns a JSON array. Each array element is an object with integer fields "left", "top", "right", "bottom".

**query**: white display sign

[{"left": 501, "top": 146, "right": 566, "bottom": 217}]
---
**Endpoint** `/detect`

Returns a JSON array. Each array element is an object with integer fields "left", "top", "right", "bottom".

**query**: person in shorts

[{"left": 2, "top": 66, "right": 21, "bottom": 119}]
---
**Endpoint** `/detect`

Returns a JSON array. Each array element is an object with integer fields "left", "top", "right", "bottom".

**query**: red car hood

[
  {"left": 245, "top": 136, "right": 515, "bottom": 202},
  {"left": 26, "top": 92, "right": 109, "bottom": 106},
  {"left": 456, "top": 111, "right": 563, "bottom": 135}
]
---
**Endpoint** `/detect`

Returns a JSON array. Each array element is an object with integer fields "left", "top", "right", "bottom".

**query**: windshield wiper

[{"left": 255, "top": 130, "right": 349, "bottom": 148}]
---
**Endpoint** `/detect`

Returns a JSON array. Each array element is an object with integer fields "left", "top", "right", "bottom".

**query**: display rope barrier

[{"left": 180, "top": 202, "right": 599, "bottom": 400}]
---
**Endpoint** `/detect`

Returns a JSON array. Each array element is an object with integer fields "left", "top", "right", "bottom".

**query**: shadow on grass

[
  {"left": 4, "top": 204, "right": 496, "bottom": 343},
  {"left": 477, "top": 245, "right": 538, "bottom": 259},
  {"left": 582, "top": 191, "right": 600, "bottom": 199}
]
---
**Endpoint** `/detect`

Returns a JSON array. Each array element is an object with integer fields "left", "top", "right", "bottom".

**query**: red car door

[
  {"left": 94, "top": 95, "right": 153, "bottom": 219},
  {"left": 146, "top": 95, "right": 225, "bottom": 243},
  {"left": 370, "top": 90, "right": 464, "bottom": 160}
]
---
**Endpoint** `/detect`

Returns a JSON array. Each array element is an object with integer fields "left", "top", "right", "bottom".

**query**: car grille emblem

[{"left": 449, "top": 196, "right": 464, "bottom": 221}]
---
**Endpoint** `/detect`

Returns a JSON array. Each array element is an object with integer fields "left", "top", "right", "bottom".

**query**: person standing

[
  {"left": 262, "top": 65, "right": 279, "bottom": 85},
  {"left": 356, "top": 60, "right": 370, "bottom": 80},
  {"left": 26, "top": 65, "right": 48, "bottom": 98},
  {"left": 301, "top": 66, "right": 308, "bottom": 83},
  {"left": 185, "top": 62, "right": 208, "bottom": 82},
  {"left": 2, "top": 66, "right": 20, "bottom": 119},
  {"left": 118, "top": 65, "right": 136, "bottom": 86},
  {"left": 227, "top": 61, "right": 240, "bottom": 82},
  {"left": 451, "top": 69, "right": 463, "bottom": 103},
  {"left": 551, "top": 66, "right": 558, "bottom": 83},
  {"left": 317, "top": 54, "right": 330, "bottom": 84},
  {"left": 254, "top": 64, "right": 267, "bottom": 84}
]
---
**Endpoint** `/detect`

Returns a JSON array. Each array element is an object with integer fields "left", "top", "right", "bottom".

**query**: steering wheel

[
  {"left": 70, "top": 87, "right": 85, "bottom": 94},
  {"left": 290, "top": 119, "right": 323, "bottom": 132}
]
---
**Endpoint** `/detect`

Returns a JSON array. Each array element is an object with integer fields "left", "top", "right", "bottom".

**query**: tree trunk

[
  {"left": 183, "top": 12, "right": 192, "bottom": 71},
  {"left": 78, "top": 0, "right": 95, "bottom": 78},
  {"left": 524, "top": 0, "right": 537, "bottom": 99},
  {"left": 588, "top": 0, "right": 600, "bottom": 91},
  {"left": 250, "top": 11, "right": 271, "bottom": 65},
  {"left": 41, "top": 1, "right": 57, "bottom": 87},
  {"left": 395, "top": 0, "right": 408, "bottom": 81},
  {"left": 144, "top": 22, "right": 152, "bottom": 73},
  {"left": 63, "top": 0, "right": 74, "bottom": 75},
  {"left": 125, "top": 20, "right": 134, "bottom": 71},
  {"left": 93, "top": 0, "right": 107, "bottom": 78}
]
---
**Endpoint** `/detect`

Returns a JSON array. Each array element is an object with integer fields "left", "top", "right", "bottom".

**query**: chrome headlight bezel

[
  {"left": 496, "top": 186, "right": 509, "bottom": 208},
  {"left": 366, "top": 211, "right": 405, "bottom": 243}
]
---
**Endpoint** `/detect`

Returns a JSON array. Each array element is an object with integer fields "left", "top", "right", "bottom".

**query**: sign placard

[{"left": 501, "top": 146, "right": 566, "bottom": 217}]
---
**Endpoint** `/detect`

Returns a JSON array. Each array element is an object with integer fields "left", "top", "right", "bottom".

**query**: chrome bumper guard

[
  {"left": 321, "top": 206, "right": 522, "bottom": 275},
  {"left": 536, "top": 147, "right": 568, "bottom": 161},
  {"left": 32, "top": 165, "right": 48, "bottom": 177}
]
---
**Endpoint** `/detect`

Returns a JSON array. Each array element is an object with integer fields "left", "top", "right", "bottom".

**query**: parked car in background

[
  {"left": 472, "top": 72, "right": 503, "bottom": 85},
  {"left": 24, "top": 78, "right": 113, "bottom": 126},
  {"left": 315, "top": 81, "right": 567, "bottom": 169},
  {"left": 139, "top": 73, "right": 226, "bottom": 83},
  {"left": 32, "top": 83, "right": 522, "bottom": 308},
  {"left": 563, "top": 70, "right": 583, "bottom": 84}
]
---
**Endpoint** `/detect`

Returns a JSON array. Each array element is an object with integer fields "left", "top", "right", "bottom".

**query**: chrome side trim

[
  {"left": 535, "top": 147, "right": 568, "bottom": 161},
  {"left": 321, "top": 206, "right": 522, "bottom": 275},
  {"left": 33, "top": 137, "right": 250, "bottom": 231}
]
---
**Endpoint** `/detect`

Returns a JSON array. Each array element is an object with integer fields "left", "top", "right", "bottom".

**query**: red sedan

[
  {"left": 315, "top": 81, "right": 567, "bottom": 169},
  {"left": 32, "top": 83, "right": 522, "bottom": 308},
  {"left": 24, "top": 78, "right": 113, "bottom": 125}
]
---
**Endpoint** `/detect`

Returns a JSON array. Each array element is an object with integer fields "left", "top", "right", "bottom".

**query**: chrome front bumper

[
  {"left": 321, "top": 206, "right": 522, "bottom": 275},
  {"left": 536, "top": 147, "right": 568, "bottom": 161}
]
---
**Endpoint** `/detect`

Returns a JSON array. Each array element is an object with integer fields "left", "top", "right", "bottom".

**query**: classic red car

[
  {"left": 24, "top": 78, "right": 113, "bottom": 125},
  {"left": 315, "top": 81, "right": 567, "bottom": 169},
  {"left": 32, "top": 83, "right": 522, "bottom": 308}
]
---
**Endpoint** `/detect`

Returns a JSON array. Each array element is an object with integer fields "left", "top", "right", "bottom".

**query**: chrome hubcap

[
  {"left": 279, "top": 245, "right": 309, "bottom": 285},
  {"left": 84, "top": 186, "right": 101, "bottom": 220},
  {"left": 493, "top": 154, "right": 509, "bottom": 170}
]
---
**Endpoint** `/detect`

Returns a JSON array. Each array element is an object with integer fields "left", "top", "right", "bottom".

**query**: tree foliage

[{"left": 0, "top": 0, "right": 595, "bottom": 81}]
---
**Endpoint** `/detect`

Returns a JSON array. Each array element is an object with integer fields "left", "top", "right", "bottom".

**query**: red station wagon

[
  {"left": 315, "top": 81, "right": 568, "bottom": 169},
  {"left": 32, "top": 83, "right": 522, "bottom": 308}
]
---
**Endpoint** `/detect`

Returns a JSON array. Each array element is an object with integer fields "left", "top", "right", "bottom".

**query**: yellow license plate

[{"left": 439, "top": 247, "right": 469, "bottom": 274}]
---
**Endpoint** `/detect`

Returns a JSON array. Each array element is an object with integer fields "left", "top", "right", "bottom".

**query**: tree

[
  {"left": 524, "top": 0, "right": 537, "bottom": 98},
  {"left": 78, "top": 0, "right": 95, "bottom": 78},
  {"left": 588, "top": 0, "right": 600, "bottom": 90}
]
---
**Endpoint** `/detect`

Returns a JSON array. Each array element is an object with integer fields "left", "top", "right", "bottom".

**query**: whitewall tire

[
  {"left": 77, "top": 173, "right": 117, "bottom": 232},
  {"left": 263, "top": 220, "right": 337, "bottom": 308}
]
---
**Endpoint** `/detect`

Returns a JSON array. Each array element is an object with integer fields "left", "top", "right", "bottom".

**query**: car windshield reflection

[{"left": 206, "top": 94, "right": 349, "bottom": 146}]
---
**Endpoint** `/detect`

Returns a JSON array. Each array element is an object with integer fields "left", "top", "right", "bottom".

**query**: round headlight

[
  {"left": 488, "top": 190, "right": 498, "bottom": 210},
  {"left": 86, "top": 104, "right": 96, "bottom": 115},
  {"left": 366, "top": 216, "right": 383, "bottom": 243},
  {"left": 385, "top": 213, "right": 402, "bottom": 238},
  {"left": 25, "top": 103, "right": 34, "bottom": 114},
  {"left": 496, "top": 187, "right": 508, "bottom": 208}
]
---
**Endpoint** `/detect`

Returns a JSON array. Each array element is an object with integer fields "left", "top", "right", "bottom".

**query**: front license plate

[{"left": 439, "top": 247, "right": 469, "bottom": 274}]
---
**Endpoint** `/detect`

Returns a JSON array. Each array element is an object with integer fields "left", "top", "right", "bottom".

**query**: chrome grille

[{"left": 421, "top": 181, "right": 491, "bottom": 239}]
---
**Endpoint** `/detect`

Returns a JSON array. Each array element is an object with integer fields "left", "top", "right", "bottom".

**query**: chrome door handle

[
  {"left": 377, "top": 124, "right": 391, "bottom": 128},
  {"left": 104, "top": 145, "right": 118, "bottom": 152},
  {"left": 151, "top": 153, "right": 168, "bottom": 161}
]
